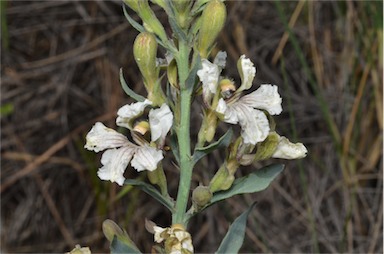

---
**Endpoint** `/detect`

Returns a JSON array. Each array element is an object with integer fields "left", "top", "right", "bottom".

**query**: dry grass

[{"left": 1, "top": 1, "right": 382, "bottom": 253}]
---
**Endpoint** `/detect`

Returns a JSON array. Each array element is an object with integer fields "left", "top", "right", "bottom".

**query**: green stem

[{"left": 173, "top": 41, "right": 193, "bottom": 225}]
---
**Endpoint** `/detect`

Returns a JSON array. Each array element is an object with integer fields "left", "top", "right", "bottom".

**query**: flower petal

[
  {"left": 231, "top": 103, "right": 270, "bottom": 145},
  {"left": 97, "top": 146, "right": 135, "bottom": 186},
  {"left": 131, "top": 145, "right": 164, "bottom": 172},
  {"left": 272, "top": 135, "right": 307, "bottom": 159},
  {"left": 213, "top": 51, "right": 227, "bottom": 69},
  {"left": 116, "top": 99, "right": 152, "bottom": 129},
  {"left": 216, "top": 98, "right": 228, "bottom": 115},
  {"left": 153, "top": 226, "right": 167, "bottom": 243},
  {"left": 237, "top": 55, "right": 256, "bottom": 92},
  {"left": 149, "top": 103, "right": 173, "bottom": 144},
  {"left": 197, "top": 59, "right": 220, "bottom": 103},
  {"left": 84, "top": 122, "right": 129, "bottom": 152},
  {"left": 240, "top": 84, "right": 282, "bottom": 115}
]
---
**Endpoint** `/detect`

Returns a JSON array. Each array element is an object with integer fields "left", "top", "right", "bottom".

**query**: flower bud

[
  {"left": 209, "top": 164, "right": 235, "bottom": 193},
  {"left": 192, "top": 185, "right": 212, "bottom": 210},
  {"left": 123, "top": 0, "right": 139, "bottom": 12},
  {"left": 254, "top": 132, "right": 279, "bottom": 161},
  {"left": 197, "top": 0, "right": 226, "bottom": 58},
  {"left": 137, "top": 1, "right": 168, "bottom": 42},
  {"left": 172, "top": 0, "right": 190, "bottom": 13},
  {"left": 102, "top": 219, "right": 124, "bottom": 243},
  {"left": 172, "top": 0, "right": 191, "bottom": 28},
  {"left": 133, "top": 32, "right": 158, "bottom": 91},
  {"left": 102, "top": 219, "right": 139, "bottom": 251},
  {"left": 167, "top": 59, "right": 179, "bottom": 90},
  {"left": 204, "top": 110, "right": 218, "bottom": 142}
]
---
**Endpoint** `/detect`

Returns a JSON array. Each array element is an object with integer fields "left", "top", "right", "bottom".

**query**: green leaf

[
  {"left": 168, "top": 15, "right": 188, "bottom": 42},
  {"left": 211, "top": 164, "right": 284, "bottom": 204},
  {"left": 123, "top": 3, "right": 170, "bottom": 50},
  {"left": 185, "top": 53, "right": 202, "bottom": 91},
  {"left": 124, "top": 179, "right": 174, "bottom": 212},
  {"left": 120, "top": 68, "right": 146, "bottom": 102},
  {"left": 193, "top": 129, "right": 233, "bottom": 164},
  {"left": 170, "top": 132, "right": 180, "bottom": 164},
  {"left": 111, "top": 235, "right": 142, "bottom": 254},
  {"left": 215, "top": 202, "right": 257, "bottom": 254},
  {"left": 123, "top": 4, "right": 145, "bottom": 33}
]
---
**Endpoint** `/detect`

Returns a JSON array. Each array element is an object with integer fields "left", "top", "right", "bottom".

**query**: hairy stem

[{"left": 173, "top": 41, "right": 193, "bottom": 225}]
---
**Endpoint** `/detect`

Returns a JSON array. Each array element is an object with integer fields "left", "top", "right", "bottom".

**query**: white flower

[
  {"left": 130, "top": 145, "right": 164, "bottom": 172},
  {"left": 217, "top": 84, "right": 282, "bottom": 145},
  {"left": 84, "top": 122, "right": 128, "bottom": 153},
  {"left": 84, "top": 122, "right": 163, "bottom": 185},
  {"left": 153, "top": 225, "right": 194, "bottom": 254},
  {"left": 239, "top": 84, "right": 282, "bottom": 115},
  {"left": 213, "top": 51, "right": 227, "bottom": 69},
  {"left": 116, "top": 99, "right": 152, "bottom": 129},
  {"left": 197, "top": 51, "right": 227, "bottom": 104},
  {"left": 237, "top": 55, "right": 256, "bottom": 92},
  {"left": 149, "top": 103, "right": 173, "bottom": 146},
  {"left": 272, "top": 135, "right": 307, "bottom": 159},
  {"left": 197, "top": 59, "right": 219, "bottom": 103}
]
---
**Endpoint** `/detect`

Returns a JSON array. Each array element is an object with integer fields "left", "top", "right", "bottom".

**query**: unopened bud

[
  {"left": 102, "top": 219, "right": 124, "bottom": 243},
  {"left": 137, "top": 1, "right": 168, "bottom": 42},
  {"left": 167, "top": 59, "right": 179, "bottom": 90},
  {"left": 192, "top": 186, "right": 212, "bottom": 210},
  {"left": 209, "top": 164, "right": 235, "bottom": 193},
  {"left": 204, "top": 110, "right": 218, "bottom": 142},
  {"left": 133, "top": 121, "right": 150, "bottom": 135},
  {"left": 133, "top": 32, "right": 158, "bottom": 91},
  {"left": 123, "top": 0, "right": 139, "bottom": 12},
  {"left": 219, "top": 78, "right": 236, "bottom": 99},
  {"left": 254, "top": 132, "right": 279, "bottom": 161},
  {"left": 172, "top": 0, "right": 191, "bottom": 28},
  {"left": 197, "top": 0, "right": 226, "bottom": 58},
  {"left": 102, "top": 219, "right": 139, "bottom": 251},
  {"left": 172, "top": 0, "right": 190, "bottom": 13}
]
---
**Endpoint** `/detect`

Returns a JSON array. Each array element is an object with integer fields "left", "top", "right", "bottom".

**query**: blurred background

[{"left": 1, "top": 1, "right": 382, "bottom": 253}]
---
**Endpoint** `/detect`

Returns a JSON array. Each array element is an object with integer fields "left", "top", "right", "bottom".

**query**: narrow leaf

[
  {"left": 193, "top": 129, "right": 233, "bottom": 164},
  {"left": 124, "top": 179, "right": 174, "bottom": 212},
  {"left": 168, "top": 15, "right": 188, "bottom": 42},
  {"left": 216, "top": 202, "right": 257, "bottom": 254},
  {"left": 122, "top": 3, "right": 169, "bottom": 49},
  {"left": 185, "top": 53, "right": 202, "bottom": 91},
  {"left": 122, "top": 4, "right": 145, "bottom": 33},
  {"left": 170, "top": 132, "right": 180, "bottom": 164},
  {"left": 211, "top": 164, "right": 284, "bottom": 204},
  {"left": 120, "top": 68, "right": 146, "bottom": 102},
  {"left": 111, "top": 235, "right": 142, "bottom": 254}
]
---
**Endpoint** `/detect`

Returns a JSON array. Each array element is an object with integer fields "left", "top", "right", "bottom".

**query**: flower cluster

[
  {"left": 84, "top": 100, "right": 173, "bottom": 186},
  {"left": 153, "top": 224, "right": 194, "bottom": 254},
  {"left": 198, "top": 53, "right": 307, "bottom": 159}
]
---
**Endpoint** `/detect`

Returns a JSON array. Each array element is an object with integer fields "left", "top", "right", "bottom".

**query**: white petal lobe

[
  {"left": 213, "top": 51, "right": 227, "bottom": 69},
  {"left": 84, "top": 122, "right": 129, "bottom": 152},
  {"left": 97, "top": 147, "right": 135, "bottom": 186},
  {"left": 272, "top": 136, "right": 308, "bottom": 159},
  {"left": 241, "top": 84, "right": 282, "bottom": 115},
  {"left": 149, "top": 104, "right": 173, "bottom": 143},
  {"left": 116, "top": 99, "right": 152, "bottom": 128},
  {"left": 238, "top": 55, "right": 256, "bottom": 91},
  {"left": 232, "top": 104, "right": 270, "bottom": 145},
  {"left": 197, "top": 59, "right": 219, "bottom": 103},
  {"left": 131, "top": 145, "right": 164, "bottom": 172}
]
